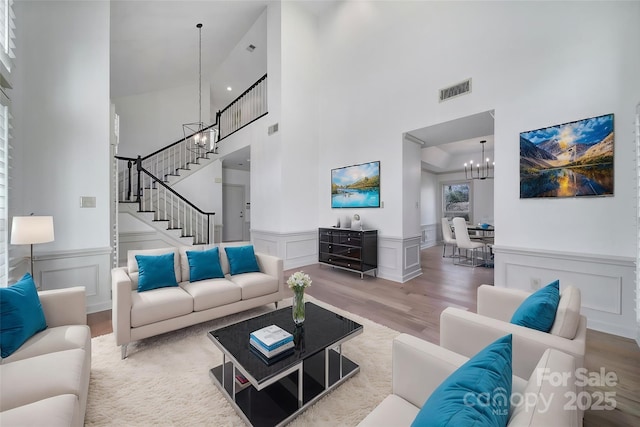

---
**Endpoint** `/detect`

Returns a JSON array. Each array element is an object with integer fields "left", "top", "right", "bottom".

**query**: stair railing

[
  {"left": 114, "top": 73, "right": 268, "bottom": 244},
  {"left": 115, "top": 156, "right": 215, "bottom": 244},
  {"left": 140, "top": 126, "right": 218, "bottom": 185},
  {"left": 219, "top": 73, "right": 268, "bottom": 139},
  {"left": 116, "top": 156, "right": 138, "bottom": 203},
  {"left": 136, "top": 73, "right": 268, "bottom": 184}
]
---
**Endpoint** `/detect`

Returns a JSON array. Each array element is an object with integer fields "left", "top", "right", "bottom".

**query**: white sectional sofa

[
  {"left": 111, "top": 243, "right": 284, "bottom": 358},
  {"left": 0, "top": 287, "right": 91, "bottom": 427},
  {"left": 358, "top": 334, "right": 579, "bottom": 427}
]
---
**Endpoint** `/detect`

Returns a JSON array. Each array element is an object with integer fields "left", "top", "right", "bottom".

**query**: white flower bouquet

[{"left": 287, "top": 271, "right": 312, "bottom": 291}]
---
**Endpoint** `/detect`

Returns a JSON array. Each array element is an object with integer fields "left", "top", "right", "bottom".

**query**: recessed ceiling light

[{"left": 226, "top": 86, "right": 232, "bottom": 91}]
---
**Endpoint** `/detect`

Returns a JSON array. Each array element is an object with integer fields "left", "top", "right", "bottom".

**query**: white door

[{"left": 223, "top": 184, "right": 245, "bottom": 242}]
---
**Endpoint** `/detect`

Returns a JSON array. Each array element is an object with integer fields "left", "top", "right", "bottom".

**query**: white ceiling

[
  {"left": 407, "top": 110, "right": 495, "bottom": 173},
  {"left": 110, "top": 0, "right": 269, "bottom": 99},
  {"left": 111, "top": 1, "right": 340, "bottom": 173},
  {"left": 222, "top": 145, "right": 251, "bottom": 172}
]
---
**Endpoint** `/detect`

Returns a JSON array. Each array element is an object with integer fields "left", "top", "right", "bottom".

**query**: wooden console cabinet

[{"left": 318, "top": 228, "right": 378, "bottom": 278}]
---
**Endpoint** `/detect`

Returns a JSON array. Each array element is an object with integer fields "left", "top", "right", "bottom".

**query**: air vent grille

[{"left": 439, "top": 78, "right": 472, "bottom": 102}]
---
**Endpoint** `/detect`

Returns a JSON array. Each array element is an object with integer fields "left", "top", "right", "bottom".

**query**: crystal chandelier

[
  {"left": 183, "top": 23, "right": 213, "bottom": 153},
  {"left": 464, "top": 140, "right": 494, "bottom": 180}
]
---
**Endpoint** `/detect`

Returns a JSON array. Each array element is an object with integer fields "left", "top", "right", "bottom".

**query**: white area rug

[{"left": 86, "top": 297, "right": 400, "bottom": 426}]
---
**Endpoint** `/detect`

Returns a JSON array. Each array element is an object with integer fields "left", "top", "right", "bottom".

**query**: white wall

[
  {"left": 312, "top": 0, "right": 639, "bottom": 335},
  {"left": 15, "top": 0, "right": 110, "bottom": 252},
  {"left": 420, "top": 170, "right": 437, "bottom": 226},
  {"left": 114, "top": 82, "right": 211, "bottom": 158},
  {"left": 209, "top": 9, "right": 268, "bottom": 117},
  {"left": 316, "top": 0, "right": 639, "bottom": 253},
  {"left": 403, "top": 139, "right": 422, "bottom": 237},
  {"left": 316, "top": 1, "right": 404, "bottom": 237},
  {"left": 280, "top": 1, "right": 319, "bottom": 231},
  {"left": 13, "top": 0, "right": 112, "bottom": 310},
  {"left": 172, "top": 158, "right": 220, "bottom": 213},
  {"left": 250, "top": 1, "right": 282, "bottom": 234}
]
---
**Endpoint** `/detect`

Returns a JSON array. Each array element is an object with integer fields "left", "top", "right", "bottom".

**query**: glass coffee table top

[{"left": 208, "top": 302, "right": 363, "bottom": 385}]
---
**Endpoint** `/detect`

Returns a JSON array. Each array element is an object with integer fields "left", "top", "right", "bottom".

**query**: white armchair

[
  {"left": 358, "top": 334, "right": 579, "bottom": 427},
  {"left": 440, "top": 284, "right": 586, "bottom": 380}
]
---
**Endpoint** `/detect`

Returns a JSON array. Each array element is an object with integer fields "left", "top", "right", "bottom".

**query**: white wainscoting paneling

[
  {"left": 493, "top": 245, "right": 636, "bottom": 339},
  {"left": 378, "top": 235, "right": 422, "bottom": 283},
  {"left": 251, "top": 229, "right": 422, "bottom": 283},
  {"left": 35, "top": 247, "right": 112, "bottom": 314},
  {"left": 420, "top": 223, "right": 437, "bottom": 249},
  {"left": 251, "top": 229, "right": 317, "bottom": 270}
]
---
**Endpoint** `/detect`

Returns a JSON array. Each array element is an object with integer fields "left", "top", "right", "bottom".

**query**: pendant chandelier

[
  {"left": 464, "top": 140, "right": 494, "bottom": 180},
  {"left": 183, "top": 23, "right": 212, "bottom": 153}
]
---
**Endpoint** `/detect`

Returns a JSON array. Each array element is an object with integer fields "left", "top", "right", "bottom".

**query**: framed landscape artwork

[
  {"left": 331, "top": 161, "right": 380, "bottom": 208},
  {"left": 520, "top": 113, "right": 614, "bottom": 199}
]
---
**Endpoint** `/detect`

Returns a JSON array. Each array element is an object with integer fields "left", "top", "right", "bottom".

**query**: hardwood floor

[{"left": 89, "top": 245, "right": 639, "bottom": 426}]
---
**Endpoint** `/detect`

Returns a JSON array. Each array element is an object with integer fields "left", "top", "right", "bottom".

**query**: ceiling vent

[
  {"left": 439, "top": 78, "right": 472, "bottom": 102},
  {"left": 246, "top": 44, "right": 256, "bottom": 52}
]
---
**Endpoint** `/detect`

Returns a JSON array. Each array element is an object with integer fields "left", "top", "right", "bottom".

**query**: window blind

[
  {"left": 0, "top": 102, "right": 8, "bottom": 284},
  {"left": 0, "top": 0, "right": 14, "bottom": 72}
]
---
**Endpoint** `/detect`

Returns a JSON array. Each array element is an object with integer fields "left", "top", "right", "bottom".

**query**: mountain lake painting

[
  {"left": 520, "top": 114, "right": 614, "bottom": 199},
  {"left": 331, "top": 161, "right": 380, "bottom": 208}
]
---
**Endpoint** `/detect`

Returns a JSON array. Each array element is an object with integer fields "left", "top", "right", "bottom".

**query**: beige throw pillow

[{"left": 549, "top": 285, "right": 581, "bottom": 339}]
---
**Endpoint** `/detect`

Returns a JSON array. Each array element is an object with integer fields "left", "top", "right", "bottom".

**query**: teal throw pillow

[
  {"left": 224, "top": 245, "right": 260, "bottom": 275},
  {"left": 187, "top": 247, "right": 225, "bottom": 282},
  {"left": 135, "top": 253, "right": 179, "bottom": 292},
  {"left": 0, "top": 273, "right": 48, "bottom": 358},
  {"left": 411, "top": 335, "right": 513, "bottom": 427},
  {"left": 510, "top": 280, "right": 560, "bottom": 332}
]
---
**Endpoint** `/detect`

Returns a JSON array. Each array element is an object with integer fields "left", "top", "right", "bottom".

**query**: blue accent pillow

[
  {"left": 135, "top": 253, "right": 179, "bottom": 292},
  {"left": 0, "top": 273, "right": 48, "bottom": 358},
  {"left": 224, "top": 245, "right": 260, "bottom": 275},
  {"left": 511, "top": 280, "right": 560, "bottom": 332},
  {"left": 186, "top": 247, "right": 225, "bottom": 282},
  {"left": 411, "top": 335, "right": 513, "bottom": 427}
]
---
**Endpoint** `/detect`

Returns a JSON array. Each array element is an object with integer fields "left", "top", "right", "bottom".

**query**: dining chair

[
  {"left": 440, "top": 218, "right": 457, "bottom": 258},
  {"left": 452, "top": 217, "right": 486, "bottom": 267}
]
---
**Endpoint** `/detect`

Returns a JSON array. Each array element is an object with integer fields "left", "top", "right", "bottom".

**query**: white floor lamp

[{"left": 10, "top": 216, "right": 55, "bottom": 285}]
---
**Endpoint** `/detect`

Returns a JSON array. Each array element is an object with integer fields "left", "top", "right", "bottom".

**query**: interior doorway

[
  {"left": 222, "top": 184, "right": 245, "bottom": 242},
  {"left": 406, "top": 109, "right": 496, "bottom": 273}
]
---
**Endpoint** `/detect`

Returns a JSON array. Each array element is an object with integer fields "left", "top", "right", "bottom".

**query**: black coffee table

[{"left": 207, "top": 302, "right": 363, "bottom": 427}]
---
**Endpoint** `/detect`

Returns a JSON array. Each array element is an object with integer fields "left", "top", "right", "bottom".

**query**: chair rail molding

[{"left": 493, "top": 245, "right": 636, "bottom": 339}]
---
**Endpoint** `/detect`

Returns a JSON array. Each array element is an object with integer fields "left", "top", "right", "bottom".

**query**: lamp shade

[{"left": 10, "top": 216, "right": 55, "bottom": 245}]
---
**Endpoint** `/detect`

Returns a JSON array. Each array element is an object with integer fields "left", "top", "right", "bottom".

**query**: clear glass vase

[{"left": 292, "top": 290, "right": 305, "bottom": 325}]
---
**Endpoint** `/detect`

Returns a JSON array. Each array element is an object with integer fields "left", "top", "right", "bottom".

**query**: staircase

[{"left": 114, "top": 74, "right": 268, "bottom": 248}]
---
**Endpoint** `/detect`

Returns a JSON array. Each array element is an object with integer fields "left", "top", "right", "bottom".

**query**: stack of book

[{"left": 249, "top": 324, "right": 294, "bottom": 364}]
